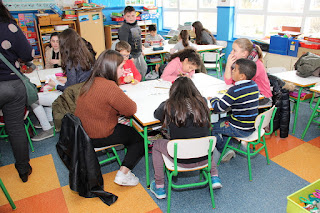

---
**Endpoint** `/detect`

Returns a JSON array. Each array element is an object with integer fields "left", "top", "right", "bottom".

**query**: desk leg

[
  {"left": 301, "top": 97, "right": 320, "bottom": 140},
  {"left": 143, "top": 126, "right": 150, "bottom": 188},
  {"left": 292, "top": 87, "right": 303, "bottom": 135}
]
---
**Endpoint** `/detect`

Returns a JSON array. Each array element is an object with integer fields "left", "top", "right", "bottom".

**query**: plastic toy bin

[
  {"left": 269, "top": 35, "right": 289, "bottom": 55},
  {"left": 287, "top": 179, "right": 320, "bottom": 212}
]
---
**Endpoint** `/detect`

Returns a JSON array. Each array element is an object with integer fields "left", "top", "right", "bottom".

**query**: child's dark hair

[
  {"left": 180, "top": 30, "right": 190, "bottom": 48},
  {"left": 50, "top": 32, "right": 59, "bottom": 39},
  {"left": 124, "top": 6, "right": 135, "bottom": 14},
  {"left": 115, "top": 40, "right": 131, "bottom": 52},
  {"left": 169, "top": 48, "right": 201, "bottom": 67},
  {"left": 163, "top": 77, "right": 211, "bottom": 128},
  {"left": 80, "top": 50, "right": 124, "bottom": 96},
  {"left": 149, "top": 25, "right": 156, "bottom": 32},
  {"left": 235, "top": 58, "right": 257, "bottom": 80}
]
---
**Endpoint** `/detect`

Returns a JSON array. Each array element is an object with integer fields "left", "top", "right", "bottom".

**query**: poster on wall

[
  {"left": 3, "top": 0, "right": 55, "bottom": 11},
  {"left": 126, "top": 0, "right": 155, "bottom": 6}
]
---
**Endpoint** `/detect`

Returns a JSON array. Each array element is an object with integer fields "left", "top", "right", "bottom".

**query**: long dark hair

[
  {"left": 59, "top": 28, "right": 94, "bottom": 73},
  {"left": 0, "top": 2, "right": 16, "bottom": 23},
  {"left": 169, "top": 48, "right": 201, "bottom": 67},
  {"left": 163, "top": 77, "right": 211, "bottom": 128},
  {"left": 180, "top": 30, "right": 189, "bottom": 48},
  {"left": 192, "top": 21, "right": 216, "bottom": 45},
  {"left": 80, "top": 50, "right": 123, "bottom": 96}
]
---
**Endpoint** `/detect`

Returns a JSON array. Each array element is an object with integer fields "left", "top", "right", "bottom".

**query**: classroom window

[
  {"left": 235, "top": 0, "right": 320, "bottom": 38},
  {"left": 163, "top": 11, "right": 179, "bottom": 29},
  {"left": 162, "top": 0, "right": 218, "bottom": 33}
]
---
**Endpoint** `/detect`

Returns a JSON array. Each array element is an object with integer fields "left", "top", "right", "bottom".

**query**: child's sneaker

[
  {"left": 221, "top": 148, "right": 236, "bottom": 162},
  {"left": 211, "top": 176, "right": 222, "bottom": 189},
  {"left": 114, "top": 170, "right": 139, "bottom": 186},
  {"left": 150, "top": 181, "right": 166, "bottom": 199}
]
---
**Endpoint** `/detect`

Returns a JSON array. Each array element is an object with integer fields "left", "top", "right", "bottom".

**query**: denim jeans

[{"left": 211, "top": 117, "right": 254, "bottom": 153}]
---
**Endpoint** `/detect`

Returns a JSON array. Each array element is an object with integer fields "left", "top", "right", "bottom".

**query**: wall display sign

[
  {"left": 3, "top": 0, "right": 55, "bottom": 11},
  {"left": 125, "top": 0, "right": 155, "bottom": 6}
]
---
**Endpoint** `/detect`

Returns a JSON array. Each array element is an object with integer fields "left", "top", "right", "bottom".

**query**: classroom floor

[{"left": 0, "top": 74, "right": 319, "bottom": 213}]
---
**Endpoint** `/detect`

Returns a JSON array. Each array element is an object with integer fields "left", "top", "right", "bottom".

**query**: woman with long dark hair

[
  {"left": 75, "top": 50, "right": 144, "bottom": 186},
  {"left": 150, "top": 77, "right": 222, "bottom": 199},
  {"left": 31, "top": 28, "right": 94, "bottom": 141},
  {"left": 0, "top": 2, "right": 34, "bottom": 182},
  {"left": 192, "top": 21, "right": 217, "bottom": 45}
]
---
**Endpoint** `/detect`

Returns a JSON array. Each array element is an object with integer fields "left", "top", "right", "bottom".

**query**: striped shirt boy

[{"left": 209, "top": 80, "right": 259, "bottom": 130}]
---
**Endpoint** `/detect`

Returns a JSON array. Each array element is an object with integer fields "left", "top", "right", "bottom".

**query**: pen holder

[{"left": 153, "top": 46, "right": 164, "bottom": 51}]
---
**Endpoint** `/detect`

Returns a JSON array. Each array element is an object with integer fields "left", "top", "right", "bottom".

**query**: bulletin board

[{"left": 3, "top": 0, "right": 55, "bottom": 11}]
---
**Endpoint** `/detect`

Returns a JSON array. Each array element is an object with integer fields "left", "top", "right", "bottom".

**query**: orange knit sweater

[{"left": 75, "top": 77, "right": 137, "bottom": 139}]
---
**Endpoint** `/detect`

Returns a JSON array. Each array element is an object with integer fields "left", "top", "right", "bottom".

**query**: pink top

[
  {"left": 224, "top": 60, "right": 272, "bottom": 98},
  {"left": 118, "top": 59, "right": 142, "bottom": 85},
  {"left": 161, "top": 57, "right": 195, "bottom": 82}
]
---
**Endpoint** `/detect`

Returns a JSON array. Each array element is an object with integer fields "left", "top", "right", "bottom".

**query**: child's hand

[
  {"left": 56, "top": 76, "right": 67, "bottom": 84},
  {"left": 124, "top": 75, "right": 134, "bottom": 83},
  {"left": 150, "top": 41, "right": 154, "bottom": 46},
  {"left": 226, "top": 53, "right": 237, "bottom": 69},
  {"left": 207, "top": 97, "right": 213, "bottom": 100},
  {"left": 50, "top": 59, "right": 60, "bottom": 65},
  {"left": 160, "top": 42, "right": 163, "bottom": 47},
  {"left": 48, "top": 78, "right": 56, "bottom": 87},
  {"left": 131, "top": 79, "right": 139, "bottom": 85}
]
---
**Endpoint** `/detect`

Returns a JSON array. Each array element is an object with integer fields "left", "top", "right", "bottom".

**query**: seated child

[
  {"left": 145, "top": 25, "right": 164, "bottom": 47},
  {"left": 115, "top": 41, "right": 141, "bottom": 85},
  {"left": 151, "top": 77, "right": 222, "bottom": 199},
  {"left": 208, "top": 58, "right": 259, "bottom": 162},
  {"left": 161, "top": 48, "right": 201, "bottom": 83},
  {"left": 170, "top": 30, "right": 194, "bottom": 54}
]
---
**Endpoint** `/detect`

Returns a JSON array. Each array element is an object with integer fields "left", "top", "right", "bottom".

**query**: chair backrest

[
  {"left": 216, "top": 40, "right": 227, "bottom": 48},
  {"left": 267, "top": 67, "right": 287, "bottom": 74},
  {"left": 167, "top": 136, "right": 216, "bottom": 159},
  {"left": 254, "top": 105, "right": 276, "bottom": 130},
  {"left": 200, "top": 52, "right": 220, "bottom": 62}
]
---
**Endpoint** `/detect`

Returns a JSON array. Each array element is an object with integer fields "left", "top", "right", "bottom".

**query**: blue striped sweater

[{"left": 210, "top": 80, "right": 259, "bottom": 130}]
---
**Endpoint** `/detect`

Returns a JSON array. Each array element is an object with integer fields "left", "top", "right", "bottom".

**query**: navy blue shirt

[{"left": 0, "top": 19, "right": 34, "bottom": 81}]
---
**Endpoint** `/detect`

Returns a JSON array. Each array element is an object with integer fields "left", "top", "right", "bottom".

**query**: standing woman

[
  {"left": 31, "top": 28, "right": 94, "bottom": 141},
  {"left": 192, "top": 21, "right": 217, "bottom": 45},
  {"left": 0, "top": 2, "right": 34, "bottom": 182},
  {"left": 45, "top": 32, "right": 61, "bottom": 69},
  {"left": 75, "top": 50, "right": 144, "bottom": 186}
]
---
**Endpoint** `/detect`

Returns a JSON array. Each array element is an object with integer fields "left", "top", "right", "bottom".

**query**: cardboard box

[
  {"left": 297, "top": 47, "right": 320, "bottom": 57},
  {"left": 38, "top": 16, "right": 50, "bottom": 25}
]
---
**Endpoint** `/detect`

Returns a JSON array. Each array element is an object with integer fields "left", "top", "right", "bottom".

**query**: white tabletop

[
  {"left": 24, "top": 71, "right": 41, "bottom": 88},
  {"left": 272, "top": 70, "right": 320, "bottom": 87},
  {"left": 143, "top": 41, "right": 224, "bottom": 56},
  {"left": 310, "top": 85, "right": 320, "bottom": 93},
  {"left": 37, "top": 68, "right": 63, "bottom": 82},
  {"left": 120, "top": 73, "right": 231, "bottom": 126}
]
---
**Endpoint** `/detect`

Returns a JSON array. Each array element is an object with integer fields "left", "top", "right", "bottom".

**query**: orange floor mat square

[
  {"left": 62, "top": 171, "right": 159, "bottom": 213},
  {"left": 272, "top": 143, "right": 320, "bottom": 183},
  {"left": 308, "top": 137, "right": 320, "bottom": 148}
]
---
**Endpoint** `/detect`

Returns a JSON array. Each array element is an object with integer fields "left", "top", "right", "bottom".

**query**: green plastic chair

[
  {"left": 200, "top": 51, "right": 222, "bottom": 77},
  {"left": 0, "top": 178, "right": 16, "bottom": 210},
  {"left": 217, "top": 106, "right": 277, "bottom": 181},
  {"left": 162, "top": 136, "right": 217, "bottom": 213},
  {"left": 94, "top": 144, "right": 123, "bottom": 166},
  {"left": 0, "top": 110, "right": 36, "bottom": 152},
  {"left": 301, "top": 92, "right": 320, "bottom": 140}
]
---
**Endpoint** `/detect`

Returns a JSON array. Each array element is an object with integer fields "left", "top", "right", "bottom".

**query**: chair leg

[
  {"left": 0, "top": 178, "right": 16, "bottom": 210},
  {"left": 206, "top": 170, "right": 215, "bottom": 209},
  {"left": 301, "top": 98, "right": 320, "bottom": 140},
  {"left": 167, "top": 172, "right": 173, "bottom": 213},
  {"left": 27, "top": 116, "right": 37, "bottom": 136},
  {"left": 24, "top": 124, "right": 34, "bottom": 152},
  {"left": 217, "top": 137, "right": 232, "bottom": 165},
  {"left": 111, "top": 147, "right": 122, "bottom": 166},
  {"left": 263, "top": 136, "right": 270, "bottom": 165},
  {"left": 247, "top": 144, "right": 252, "bottom": 181}
]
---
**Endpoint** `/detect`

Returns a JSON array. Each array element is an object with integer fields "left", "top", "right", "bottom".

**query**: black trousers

[
  {"left": 0, "top": 79, "right": 31, "bottom": 174},
  {"left": 91, "top": 124, "right": 144, "bottom": 170}
]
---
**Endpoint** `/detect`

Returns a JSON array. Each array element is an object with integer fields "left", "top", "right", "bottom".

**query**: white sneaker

[
  {"left": 221, "top": 149, "right": 236, "bottom": 163},
  {"left": 114, "top": 170, "right": 139, "bottom": 186}
]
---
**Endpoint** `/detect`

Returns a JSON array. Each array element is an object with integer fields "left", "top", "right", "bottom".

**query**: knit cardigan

[{"left": 75, "top": 77, "right": 137, "bottom": 139}]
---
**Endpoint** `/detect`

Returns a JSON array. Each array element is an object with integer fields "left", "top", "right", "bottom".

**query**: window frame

[
  {"left": 234, "top": 0, "right": 320, "bottom": 38},
  {"left": 162, "top": 0, "right": 218, "bottom": 34}
]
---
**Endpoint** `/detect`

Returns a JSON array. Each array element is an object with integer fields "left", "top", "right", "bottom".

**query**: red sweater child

[{"left": 118, "top": 59, "right": 142, "bottom": 85}]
